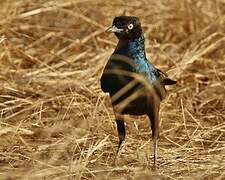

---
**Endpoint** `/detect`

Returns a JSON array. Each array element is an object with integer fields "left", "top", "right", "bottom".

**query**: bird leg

[
  {"left": 153, "top": 131, "right": 158, "bottom": 166},
  {"left": 147, "top": 97, "right": 160, "bottom": 168},
  {"left": 113, "top": 113, "right": 125, "bottom": 165}
]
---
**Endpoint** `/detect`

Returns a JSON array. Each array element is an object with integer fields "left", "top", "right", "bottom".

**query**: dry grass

[{"left": 0, "top": 0, "right": 225, "bottom": 179}]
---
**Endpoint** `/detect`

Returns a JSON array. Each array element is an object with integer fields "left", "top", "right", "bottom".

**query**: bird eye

[{"left": 127, "top": 23, "right": 134, "bottom": 30}]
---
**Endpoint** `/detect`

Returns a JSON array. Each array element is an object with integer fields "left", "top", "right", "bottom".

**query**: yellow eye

[{"left": 128, "top": 23, "right": 134, "bottom": 30}]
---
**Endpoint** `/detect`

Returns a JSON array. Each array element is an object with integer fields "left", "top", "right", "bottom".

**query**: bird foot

[{"left": 113, "top": 140, "right": 125, "bottom": 166}]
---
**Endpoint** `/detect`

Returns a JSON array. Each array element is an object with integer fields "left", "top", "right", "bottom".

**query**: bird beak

[{"left": 106, "top": 25, "right": 124, "bottom": 33}]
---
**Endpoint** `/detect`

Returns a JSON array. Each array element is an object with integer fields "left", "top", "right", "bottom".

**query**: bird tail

[
  {"left": 163, "top": 78, "right": 177, "bottom": 85},
  {"left": 156, "top": 68, "right": 177, "bottom": 86}
]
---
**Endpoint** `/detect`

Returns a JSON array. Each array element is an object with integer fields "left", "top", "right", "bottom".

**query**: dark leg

[
  {"left": 113, "top": 113, "right": 125, "bottom": 165},
  {"left": 147, "top": 100, "right": 160, "bottom": 168}
]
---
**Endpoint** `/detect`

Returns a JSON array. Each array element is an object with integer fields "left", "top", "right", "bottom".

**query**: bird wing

[
  {"left": 156, "top": 68, "right": 177, "bottom": 86},
  {"left": 151, "top": 78, "right": 167, "bottom": 100},
  {"left": 145, "top": 67, "right": 176, "bottom": 101}
]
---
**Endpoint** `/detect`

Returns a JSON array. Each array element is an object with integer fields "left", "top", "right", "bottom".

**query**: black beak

[{"left": 106, "top": 25, "right": 124, "bottom": 33}]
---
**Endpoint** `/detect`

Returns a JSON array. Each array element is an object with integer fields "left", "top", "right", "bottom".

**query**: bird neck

[{"left": 115, "top": 33, "right": 147, "bottom": 61}]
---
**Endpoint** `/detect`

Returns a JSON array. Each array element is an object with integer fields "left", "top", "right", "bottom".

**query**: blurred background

[{"left": 0, "top": 0, "right": 225, "bottom": 179}]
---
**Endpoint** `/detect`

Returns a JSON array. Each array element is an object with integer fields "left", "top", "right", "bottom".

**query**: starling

[{"left": 100, "top": 16, "right": 176, "bottom": 166}]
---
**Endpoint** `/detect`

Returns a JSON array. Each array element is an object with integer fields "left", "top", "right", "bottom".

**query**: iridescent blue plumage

[
  {"left": 100, "top": 16, "right": 176, "bottom": 167},
  {"left": 126, "top": 33, "right": 160, "bottom": 82}
]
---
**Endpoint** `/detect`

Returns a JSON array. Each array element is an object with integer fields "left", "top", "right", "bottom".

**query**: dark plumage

[{"left": 100, "top": 16, "right": 176, "bottom": 167}]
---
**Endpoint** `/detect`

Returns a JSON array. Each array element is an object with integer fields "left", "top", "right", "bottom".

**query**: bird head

[{"left": 106, "top": 16, "right": 142, "bottom": 40}]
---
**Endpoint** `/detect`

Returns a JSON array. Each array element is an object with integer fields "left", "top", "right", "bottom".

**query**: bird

[{"left": 100, "top": 16, "right": 176, "bottom": 167}]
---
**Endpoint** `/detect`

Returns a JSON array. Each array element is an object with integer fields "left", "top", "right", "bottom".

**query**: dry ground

[{"left": 0, "top": 0, "right": 225, "bottom": 179}]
